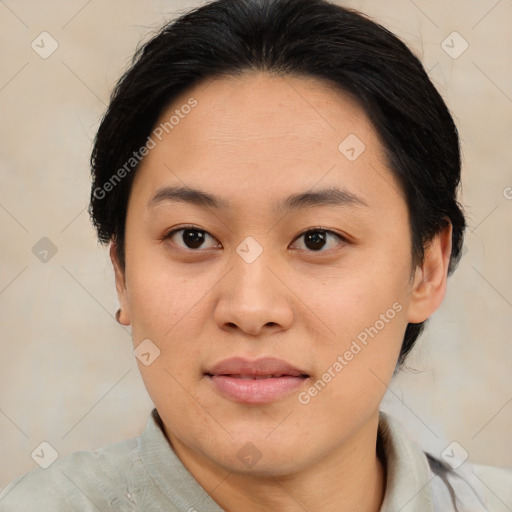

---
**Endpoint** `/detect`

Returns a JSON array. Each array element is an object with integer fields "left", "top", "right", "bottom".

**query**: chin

[
  {"left": 221, "top": 451, "right": 310, "bottom": 478},
  {"left": 205, "top": 433, "right": 314, "bottom": 477}
]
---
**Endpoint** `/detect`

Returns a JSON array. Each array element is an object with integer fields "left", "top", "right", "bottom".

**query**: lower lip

[{"left": 208, "top": 375, "right": 307, "bottom": 404}]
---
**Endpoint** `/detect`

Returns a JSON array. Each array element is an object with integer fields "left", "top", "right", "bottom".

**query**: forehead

[
  {"left": 131, "top": 71, "right": 405, "bottom": 213},
  {"left": 163, "top": 71, "right": 374, "bottom": 146}
]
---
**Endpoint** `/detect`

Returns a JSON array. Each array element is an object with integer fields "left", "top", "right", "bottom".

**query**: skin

[{"left": 111, "top": 71, "right": 452, "bottom": 512}]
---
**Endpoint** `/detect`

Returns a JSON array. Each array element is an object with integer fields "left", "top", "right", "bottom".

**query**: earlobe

[
  {"left": 406, "top": 221, "right": 453, "bottom": 324},
  {"left": 109, "top": 241, "right": 131, "bottom": 325}
]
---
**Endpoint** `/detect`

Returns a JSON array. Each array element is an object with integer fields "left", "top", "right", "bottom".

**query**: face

[{"left": 112, "top": 71, "right": 450, "bottom": 478}]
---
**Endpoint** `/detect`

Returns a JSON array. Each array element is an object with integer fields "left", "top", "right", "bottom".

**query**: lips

[{"left": 205, "top": 357, "right": 309, "bottom": 404}]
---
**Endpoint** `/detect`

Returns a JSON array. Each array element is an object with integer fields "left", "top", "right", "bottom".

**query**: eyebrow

[{"left": 147, "top": 185, "right": 369, "bottom": 213}]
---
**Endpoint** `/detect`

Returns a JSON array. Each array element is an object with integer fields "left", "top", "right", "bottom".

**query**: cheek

[
  {"left": 319, "top": 296, "right": 406, "bottom": 384},
  {"left": 124, "top": 254, "right": 217, "bottom": 388},
  {"left": 304, "top": 248, "right": 410, "bottom": 392},
  {"left": 315, "top": 255, "right": 409, "bottom": 338},
  {"left": 124, "top": 243, "right": 200, "bottom": 338},
  {"left": 297, "top": 303, "right": 407, "bottom": 430}
]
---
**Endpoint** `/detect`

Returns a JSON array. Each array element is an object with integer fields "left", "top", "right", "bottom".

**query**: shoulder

[
  {"left": 377, "top": 411, "right": 511, "bottom": 512},
  {"left": 0, "top": 437, "right": 141, "bottom": 512},
  {"left": 427, "top": 453, "right": 512, "bottom": 512},
  {"left": 472, "top": 463, "right": 512, "bottom": 511}
]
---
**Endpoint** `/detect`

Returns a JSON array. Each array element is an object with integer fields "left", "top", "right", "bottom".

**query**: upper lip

[{"left": 206, "top": 357, "right": 309, "bottom": 377}]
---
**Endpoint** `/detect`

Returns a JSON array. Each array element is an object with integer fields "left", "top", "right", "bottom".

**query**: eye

[
  {"left": 163, "top": 226, "right": 220, "bottom": 250},
  {"left": 163, "top": 226, "right": 347, "bottom": 252},
  {"left": 290, "top": 228, "right": 347, "bottom": 252}
]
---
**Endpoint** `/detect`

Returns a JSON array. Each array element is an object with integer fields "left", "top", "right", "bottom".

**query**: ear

[
  {"left": 406, "top": 221, "right": 453, "bottom": 324},
  {"left": 110, "top": 241, "right": 131, "bottom": 325}
]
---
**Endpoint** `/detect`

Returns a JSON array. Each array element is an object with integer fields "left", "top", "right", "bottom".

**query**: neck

[
  {"left": 218, "top": 445, "right": 385, "bottom": 512},
  {"left": 166, "top": 412, "right": 386, "bottom": 512}
]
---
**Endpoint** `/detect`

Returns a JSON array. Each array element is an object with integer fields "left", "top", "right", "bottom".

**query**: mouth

[{"left": 205, "top": 356, "right": 310, "bottom": 404}]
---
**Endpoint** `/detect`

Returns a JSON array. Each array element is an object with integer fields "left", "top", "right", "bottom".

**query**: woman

[{"left": 1, "top": 0, "right": 510, "bottom": 510}]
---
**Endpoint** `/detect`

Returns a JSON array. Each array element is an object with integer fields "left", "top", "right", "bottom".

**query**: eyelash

[{"left": 162, "top": 225, "right": 348, "bottom": 253}]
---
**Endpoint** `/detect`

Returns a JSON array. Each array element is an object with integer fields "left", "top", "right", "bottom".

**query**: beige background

[{"left": 0, "top": 0, "right": 511, "bottom": 489}]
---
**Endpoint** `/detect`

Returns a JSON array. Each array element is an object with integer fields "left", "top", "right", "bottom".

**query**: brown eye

[
  {"left": 292, "top": 229, "right": 346, "bottom": 252},
  {"left": 165, "top": 228, "right": 219, "bottom": 250},
  {"left": 163, "top": 226, "right": 346, "bottom": 253}
]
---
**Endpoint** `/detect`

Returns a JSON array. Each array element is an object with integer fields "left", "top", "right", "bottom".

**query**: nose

[{"left": 213, "top": 247, "right": 294, "bottom": 337}]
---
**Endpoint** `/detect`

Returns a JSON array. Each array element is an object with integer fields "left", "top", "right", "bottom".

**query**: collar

[
  {"left": 377, "top": 411, "right": 435, "bottom": 511},
  {"left": 140, "top": 408, "right": 225, "bottom": 511},
  {"left": 140, "top": 408, "right": 435, "bottom": 511}
]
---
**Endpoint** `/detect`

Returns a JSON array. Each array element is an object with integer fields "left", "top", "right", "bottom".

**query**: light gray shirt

[{"left": 1, "top": 409, "right": 511, "bottom": 511}]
